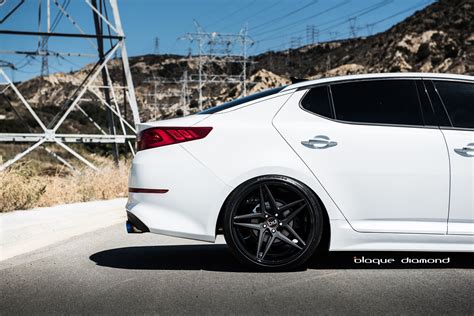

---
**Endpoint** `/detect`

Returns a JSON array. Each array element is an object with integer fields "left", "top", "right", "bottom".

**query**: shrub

[{"left": 0, "top": 160, "right": 129, "bottom": 212}]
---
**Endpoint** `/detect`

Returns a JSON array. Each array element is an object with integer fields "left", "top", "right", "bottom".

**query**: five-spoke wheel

[{"left": 224, "top": 176, "right": 323, "bottom": 269}]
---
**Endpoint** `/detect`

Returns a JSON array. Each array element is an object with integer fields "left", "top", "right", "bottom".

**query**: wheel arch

[{"left": 215, "top": 174, "right": 331, "bottom": 252}]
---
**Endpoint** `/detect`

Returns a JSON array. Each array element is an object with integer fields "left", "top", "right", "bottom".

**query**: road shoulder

[{"left": 0, "top": 198, "right": 127, "bottom": 261}]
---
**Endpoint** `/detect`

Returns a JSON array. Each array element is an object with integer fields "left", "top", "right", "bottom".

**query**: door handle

[
  {"left": 454, "top": 143, "right": 474, "bottom": 156},
  {"left": 301, "top": 135, "right": 337, "bottom": 149}
]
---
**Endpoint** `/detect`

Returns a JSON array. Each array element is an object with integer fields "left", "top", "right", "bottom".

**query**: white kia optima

[{"left": 126, "top": 73, "right": 474, "bottom": 269}]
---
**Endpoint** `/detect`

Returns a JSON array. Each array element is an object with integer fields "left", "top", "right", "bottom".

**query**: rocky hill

[
  {"left": 1, "top": 0, "right": 472, "bottom": 134},
  {"left": 256, "top": 0, "right": 473, "bottom": 77}
]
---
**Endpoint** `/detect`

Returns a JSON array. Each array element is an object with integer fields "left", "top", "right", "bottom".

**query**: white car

[{"left": 127, "top": 73, "right": 474, "bottom": 269}]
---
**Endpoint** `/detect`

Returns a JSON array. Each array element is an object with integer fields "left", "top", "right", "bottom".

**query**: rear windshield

[{"left": 198, "top": 86, "right": 285, "bottom": 114}]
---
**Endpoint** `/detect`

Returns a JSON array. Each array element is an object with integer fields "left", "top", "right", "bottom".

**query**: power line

[
  {"left": 261, "top": 0, "right": 429, "bottom": 52},
  {"left": 250, "top": 0, "right": 319, "bottom": 32},
  {"left": 252, "top": 0, "right": 350, "bottom": 38},
  {"left": 323, "top": 0, "right": 430, "bottom": 40},
  {"left": 360, "top": 0, "right": 431, "bottom": 32},
  {"left": 254, "top": 0, "right": 393, "bottom": 46},
  {"left": 205, "top": 0, "right": 258, "bottom": 29},
  {"left": 220, "top": 0, "right": 284, "bottom": 32}
]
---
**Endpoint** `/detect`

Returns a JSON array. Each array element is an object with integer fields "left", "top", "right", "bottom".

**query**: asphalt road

[{"left": 1, "top": 224, "right": 473, "bottom": 315}]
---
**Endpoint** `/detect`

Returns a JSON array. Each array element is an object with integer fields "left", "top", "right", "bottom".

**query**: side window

[
  {"left": 301, "top": 86, "right": 333, "bottom": 119},
  {"left": 330, "top": 80, "right": 424, "bottom": 126},
  {"left": 434, "top": 81, "right": 474, "bottom": 129},
  {"left": 424, "top": 80, "right": 452, "bottom": 127},
  {"left": 416, "top": 80, "right": 437, "bottom": 126}
]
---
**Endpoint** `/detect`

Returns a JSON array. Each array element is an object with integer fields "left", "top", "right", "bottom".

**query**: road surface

[{"left": 1, "top": 223, "right": 473, "bottom": 314}]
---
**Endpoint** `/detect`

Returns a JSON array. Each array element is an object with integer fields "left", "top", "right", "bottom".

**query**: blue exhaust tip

[
  {"left": 126, "top": 212, "right": 149, "bottom": 233},
  {"left": 126, "top": 221, "right": 134, "bottom": 233}
]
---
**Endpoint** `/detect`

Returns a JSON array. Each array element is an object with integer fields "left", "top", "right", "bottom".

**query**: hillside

[
  {"left": 256, "top": 0, "right": 473, "bottom": 77},
  {"left": 1, "top": 0, "right": 473, "bottom": 134}
]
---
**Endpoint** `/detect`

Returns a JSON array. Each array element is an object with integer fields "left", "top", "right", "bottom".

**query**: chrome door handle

[
  {"left": 454, "top": 143, "right": 474, "bottom": 156},
  {"left": 301, "top": 135, "right": 337, "bottom": 149}
]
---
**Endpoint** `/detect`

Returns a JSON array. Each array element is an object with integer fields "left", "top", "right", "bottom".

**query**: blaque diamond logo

[{"left": 353, "top": 256, "right": 451, "bottom": 265}]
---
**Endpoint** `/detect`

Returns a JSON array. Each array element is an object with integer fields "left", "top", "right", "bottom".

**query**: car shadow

[{"left": 89, "top": 244, "right": 474, "bottom": 272}]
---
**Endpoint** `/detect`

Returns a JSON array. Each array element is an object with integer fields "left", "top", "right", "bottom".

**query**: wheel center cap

[{"left": 266, "top": 217, "right": 279, "bottom": 228}]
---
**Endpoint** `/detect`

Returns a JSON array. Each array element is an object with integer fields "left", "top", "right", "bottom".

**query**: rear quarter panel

[{"left": 182, "top": 91, "right": 350, "bottom": 237}]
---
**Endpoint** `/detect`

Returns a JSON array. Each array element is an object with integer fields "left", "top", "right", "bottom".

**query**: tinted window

[
  {"left": 434, "top": 81, "right": 474, "bottom": 129},
  {"left": 301, "top": 86, "right": 333, "bottom": 119},
  {"left": 415, "top": 80, "right": 437, "bottom": 126},
  {"left": 199, "top": 86, "right": 285, "bottom": 114},
  {"left": 424, "top": 80, "right": 452, "bottom": 127},
  {"left": 331, "top": 80, "right": 424, "bottom": 126}
]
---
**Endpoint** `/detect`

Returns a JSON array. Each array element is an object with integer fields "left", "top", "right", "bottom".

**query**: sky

[{"left": 0, "top": 0, "right": 435, "bottom": 82}]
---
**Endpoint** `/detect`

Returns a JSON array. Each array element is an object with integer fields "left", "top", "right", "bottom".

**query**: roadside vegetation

[{"left": 0, "top": 158, "right": 129, "bottom": 213}]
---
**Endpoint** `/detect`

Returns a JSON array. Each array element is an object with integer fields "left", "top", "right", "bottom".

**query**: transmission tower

[
  {"left": 349, "top": 17, "right": 358, "bottom": 38},
  {"left": 179, "top": 71, "right": 190, "bottom": 116},
  {"left": 329, "top": 31, "right": 339, "bottom": 41},
  {"left": 143, "top": 72, "right": 189, "bottom": 118},
  {"left": 306, "top": 25, "right": 319, "bottom": 44},
  {"left": 0, "top": 0, "right": 140, "bottom": 171},
  {"left": 39, "top": 0, "right": 50, "bottom": 77},
  {"left": 366, "top": 23, "right": 375, "bottom": 36},
  {"left": 290, "top": 36, "right": 303, "bottom": 48},
  {"left": 288, "top": 36, "right": 303, "bottom": 67},
  {"left": 154, "top": 37, "right": 160, "bottom": 55},
  {"left": 180, "top": 21, "right": 255, "bottom": 110}
]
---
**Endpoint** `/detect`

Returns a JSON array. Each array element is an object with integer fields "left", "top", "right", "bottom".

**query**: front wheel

[{"left": 223, "top": 176, "right": 323, "bottom": 270}]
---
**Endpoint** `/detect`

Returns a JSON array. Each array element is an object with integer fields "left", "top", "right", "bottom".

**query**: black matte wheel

[{"left": 224, "top": 176, "right": 323, "bottom": 270}]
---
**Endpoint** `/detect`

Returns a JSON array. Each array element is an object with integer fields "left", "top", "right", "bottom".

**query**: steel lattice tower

[
  {"left": 0, "top": 0, "right": 140, "bottom": 171},
  {"left": 180, "top": 21, "right": 255, "bottom": 111}
]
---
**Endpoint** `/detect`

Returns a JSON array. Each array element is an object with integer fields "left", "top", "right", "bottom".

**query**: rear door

[
  {"left": 428, "top": 79, "right": 474, "bottom": 235},
  {"left": 274, "top": 78, "right": 450, "bottom": 234}
]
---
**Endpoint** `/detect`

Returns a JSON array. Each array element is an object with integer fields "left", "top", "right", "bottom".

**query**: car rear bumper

[{"left": 126, "top": 144, "right": 232, "bottom": 242}]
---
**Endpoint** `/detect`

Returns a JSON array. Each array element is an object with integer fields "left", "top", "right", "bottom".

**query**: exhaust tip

[
  {"left": 126, "top": 221, "right": 135, "bottom": 233},
  {"left": 126, "top": 211, "right": 150, "bottom": 234},
  {"left": 126, "top": 220, "right": 144, "bottom": 233}
]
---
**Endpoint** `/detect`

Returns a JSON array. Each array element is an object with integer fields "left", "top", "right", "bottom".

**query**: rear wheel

[{"left": 224, "top": 176, "right": 323, "bottom": 270}]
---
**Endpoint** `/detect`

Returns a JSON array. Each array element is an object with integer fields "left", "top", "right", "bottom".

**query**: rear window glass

[
  {"left": 301, "top": 86, "right": 333, "bottom": 119},
  {"left": 198, "top": 86, "right": 285, "bottom": 114}
]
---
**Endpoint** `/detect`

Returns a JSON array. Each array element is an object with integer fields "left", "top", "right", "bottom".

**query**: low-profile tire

[{"left": 223, "top": 175, "right": 323, "bottom": 270}]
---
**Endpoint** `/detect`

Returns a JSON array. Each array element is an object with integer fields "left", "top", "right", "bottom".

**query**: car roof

[{"left": 281, "top": 72, "right": 474, "bottom": 92}]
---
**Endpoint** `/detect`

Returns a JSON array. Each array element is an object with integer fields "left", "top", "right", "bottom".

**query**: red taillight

[{"left": 137, "top": 127, "right": 212, "bottom": 151}]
